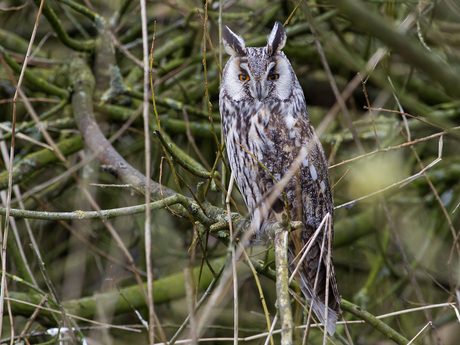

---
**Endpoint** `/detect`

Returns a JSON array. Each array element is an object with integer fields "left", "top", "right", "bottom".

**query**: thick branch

[
  {"left": 275, "top": 229, "right": 294, "bottom": 345},
  {"left": 69, "top": 56, "right": 175, "bottom": 199}
]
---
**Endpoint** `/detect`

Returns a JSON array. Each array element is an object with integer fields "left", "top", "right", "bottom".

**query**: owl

[{"left": 219, "top": 22, "right": 341, "bottom": 335}]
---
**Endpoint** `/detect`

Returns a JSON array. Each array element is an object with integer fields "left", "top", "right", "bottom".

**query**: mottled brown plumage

[{"left": 219, "top": 22, "right": 340, "bottom": 335}]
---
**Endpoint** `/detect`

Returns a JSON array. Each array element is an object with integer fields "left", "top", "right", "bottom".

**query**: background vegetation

[{"left": 0, "top": 0, "right": 459, "bottom": 344}]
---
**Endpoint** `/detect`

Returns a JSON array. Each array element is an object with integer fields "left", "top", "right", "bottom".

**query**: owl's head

[{"left": 221, "top": 22, "right": 296, "bottom": 103}]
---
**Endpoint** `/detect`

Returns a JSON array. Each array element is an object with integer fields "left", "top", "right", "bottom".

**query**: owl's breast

[
  {"left": 251, "top": 107, "right": 296, "bottom": 162},
  {"left": 223, "top": 113, "right": 266, "bottom": 212}
]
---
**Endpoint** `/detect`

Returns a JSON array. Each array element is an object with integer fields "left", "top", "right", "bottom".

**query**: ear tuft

[
  {"left": 222, "top": 26, "right": 246, "bottom": 56},
  {"left": 267, "top": 22, "right": 286, "bottom": 55}
]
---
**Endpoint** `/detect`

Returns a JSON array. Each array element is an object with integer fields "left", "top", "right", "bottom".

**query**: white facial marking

[
  {"left": 272, "top": 57, "right": 293, "bottom": 100},
  {"left": 223, "top": 58, "right": 249, "bottom": 101}
]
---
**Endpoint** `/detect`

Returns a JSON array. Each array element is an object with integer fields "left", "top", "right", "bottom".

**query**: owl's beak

[{"left": 256, "top": 81, "right": 263, "bottom": 101}]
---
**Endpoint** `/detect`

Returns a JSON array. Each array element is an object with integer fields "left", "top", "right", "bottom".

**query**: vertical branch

[
  {"left": 139, "top": 0, "right": 154, "bottom": 344},
  {"left": 226, "top": 173, "right": 238, "bottom": 344},
  {"left": 0, "top": 101, "right": 15, "bottom": 339},
  {"left": 274, "top": 228, "right": 293, "bottom": 345}
]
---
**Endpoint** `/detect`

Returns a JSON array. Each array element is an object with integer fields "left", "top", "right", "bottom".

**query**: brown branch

[{"left": 70, "top": 56, "right": 176, "bottom": 200}]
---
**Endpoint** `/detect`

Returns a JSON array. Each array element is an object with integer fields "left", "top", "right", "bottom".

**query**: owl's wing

[{"left": 258, "top": 110, "right": 341, "bottom": 335}]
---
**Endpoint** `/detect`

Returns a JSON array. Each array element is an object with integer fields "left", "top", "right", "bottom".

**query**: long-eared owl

[{"left": 219, "top": 22, "right": 341, "bottom": 335}]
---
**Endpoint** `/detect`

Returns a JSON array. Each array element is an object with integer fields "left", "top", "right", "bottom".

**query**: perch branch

[{"left": 274, "top": 227, "right": 294, "bottom": 345}]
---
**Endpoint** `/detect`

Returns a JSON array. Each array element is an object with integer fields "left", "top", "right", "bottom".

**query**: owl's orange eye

[
  {"left": 268, "top": 73, "right": 279, "bottom": 80},
  {"left": 239, "top": 74, "right": 249, "bottom": 81}
]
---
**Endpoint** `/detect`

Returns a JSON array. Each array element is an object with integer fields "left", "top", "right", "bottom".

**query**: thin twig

[
  {"left": 140, "top": 0, "right": 156, "bottom": 343},
  {"left": 226, "top": 172, "right": 239, "bottom": 345},
  {"left": 0, "top": 0, "right": 44, "bottom": 338}
]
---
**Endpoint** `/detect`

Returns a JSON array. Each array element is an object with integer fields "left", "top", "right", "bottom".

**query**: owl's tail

[
  {"left": 288, "top": 234, "right": 341, "bottom": 336},
  {"left": 297, "top": 269, "right": 340, "bottom": 336}
]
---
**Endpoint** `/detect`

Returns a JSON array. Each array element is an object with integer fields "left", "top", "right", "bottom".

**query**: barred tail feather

[
  {"left": 288, "top": 229, "right": 341, "bottom": 336},
  {"left": 298, "top": 272, "right": 340, "bottom": 336}
]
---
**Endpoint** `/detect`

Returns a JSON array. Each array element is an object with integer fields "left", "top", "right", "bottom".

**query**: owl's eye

[
  {"left": 268, "top": 73, "right": 279, "bottom": 80},
  {"left": 239, "top": 74, "right": 250, "bottom": 81}
]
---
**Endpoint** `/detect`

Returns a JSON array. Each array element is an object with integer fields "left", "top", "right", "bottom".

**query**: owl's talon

[{"left": 288, "top": 221, "right": 303, "bottom": 232}]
